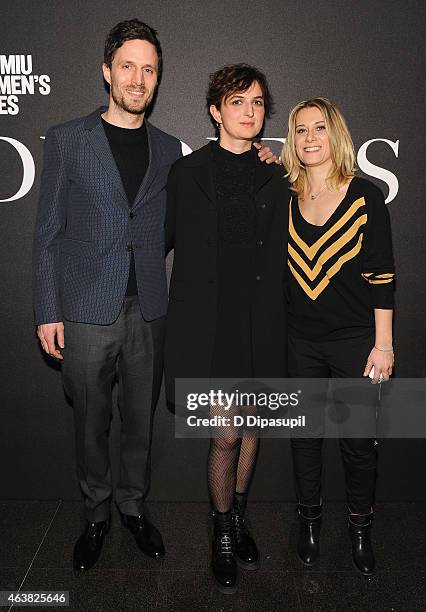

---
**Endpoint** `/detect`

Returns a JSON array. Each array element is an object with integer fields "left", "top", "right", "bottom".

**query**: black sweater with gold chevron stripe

[{"left": 288, "top": 176, "right": 394, "bottom": 340}]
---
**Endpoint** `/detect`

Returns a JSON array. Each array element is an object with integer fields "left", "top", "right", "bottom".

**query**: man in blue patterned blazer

[{"left": 32, "top": 19, "right": 181, "bottom": 571}]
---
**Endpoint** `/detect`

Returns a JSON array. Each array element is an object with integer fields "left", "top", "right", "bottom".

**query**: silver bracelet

[{"left": 374, "top": 345, "right": 394, "bottom": 352}]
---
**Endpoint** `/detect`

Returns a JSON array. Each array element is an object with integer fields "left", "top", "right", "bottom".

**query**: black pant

[
  {"left": 61, "top": 297, "right": 164, "bottom": 522},
  {"left": 288, "top": 334, "right": 378, "bottom": 514}
]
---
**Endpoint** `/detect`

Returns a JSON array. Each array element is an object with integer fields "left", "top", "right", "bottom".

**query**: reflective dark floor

[{"left": 1, "top": 501, "right": 425, "bottom": 611}]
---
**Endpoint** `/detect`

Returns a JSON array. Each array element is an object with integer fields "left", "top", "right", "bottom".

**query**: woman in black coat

[{"left": 165, "top": 64, "right": 289, "bottom": 593}]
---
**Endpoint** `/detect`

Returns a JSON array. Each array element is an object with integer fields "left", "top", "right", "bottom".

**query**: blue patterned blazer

[{"left": 33, "top": 107, "right": 181, "bottom": 325}]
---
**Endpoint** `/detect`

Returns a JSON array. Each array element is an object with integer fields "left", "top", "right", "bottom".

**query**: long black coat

[{"left": 164, "top": 143, "right": 289, "bottom": 403}]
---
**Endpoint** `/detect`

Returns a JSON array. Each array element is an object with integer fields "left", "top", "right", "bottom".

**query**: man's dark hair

[
  {"left": 104, "top": 19, "right": 163, "bottom": 78},
  {"left": 206, "top": 63, "right": 274, "bottom": 118}
]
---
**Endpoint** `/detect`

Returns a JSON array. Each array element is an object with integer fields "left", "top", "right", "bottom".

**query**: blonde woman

[{"left": 282, "top": 97, "right": 395, "bottom": 575}]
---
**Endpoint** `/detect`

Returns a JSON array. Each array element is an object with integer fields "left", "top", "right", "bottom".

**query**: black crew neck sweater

[{"left": 102, "top": 118, "right": 149, "bottom": 296}]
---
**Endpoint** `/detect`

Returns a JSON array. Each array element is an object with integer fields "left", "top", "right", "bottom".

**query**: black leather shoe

[
  {"left": 212, "top": 511, "right": 237, "bottom": 594},
  {"left": 349, "top": 514, "right": 375, "bottom": 575},
  {"left": 232, "top": 496, "right": 259, "bottom": 570},
  {"left": 73, "top": 519, "right": 109, "bottom": 571},
  {"left": 297, "top": 504, "right": 322, "bottom": 565},
  {"left": 121, "top": 513, "right": 165, "bottom": 559}
]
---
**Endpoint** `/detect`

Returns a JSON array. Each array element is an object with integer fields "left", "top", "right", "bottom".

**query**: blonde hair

[{"left": 281, "top": 97, "right": 355, "bottom": 197}]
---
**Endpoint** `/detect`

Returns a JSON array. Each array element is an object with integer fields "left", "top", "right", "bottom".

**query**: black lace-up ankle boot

[
  {"left": 211, "top": 510, "right": 237, "bottom": 594},
  {"left": 349, "top": 512, "right": 375, "bottom": 575},
  {"left": 232, "top": 493, "right": 259, "bottom": 570},
  {"left": 297, "top": 504, "right": 322, "bottom": 565}
]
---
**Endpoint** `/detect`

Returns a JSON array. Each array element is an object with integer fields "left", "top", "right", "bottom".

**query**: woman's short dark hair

[
  {"left": 206, "top": 63, "right": 274, "bottom": 118},
  {"left": 104, "top": 19, "right": 163, "bottom": 78}
]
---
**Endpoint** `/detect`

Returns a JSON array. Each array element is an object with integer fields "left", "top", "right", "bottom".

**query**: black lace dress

[{"left": 210, "top": 141, "right": 257, "bottom": 378}]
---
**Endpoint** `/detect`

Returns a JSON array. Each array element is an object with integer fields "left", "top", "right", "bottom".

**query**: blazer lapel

[
  {"left": 133, "top": 120, "right": 163, "bottom": 209},
  {"left": 254, "top": 156, "right": 276, "bottom": 195},
  {"left": 84, "top": 111, "right": 128, "bottom": 206},
  {"left": 192, "top": 145, "right": 216, "bottom": 209}
]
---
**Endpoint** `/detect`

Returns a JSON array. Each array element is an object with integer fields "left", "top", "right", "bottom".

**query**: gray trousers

[{"left": 61, "top": 297, "right": 165, "bottom": 522}]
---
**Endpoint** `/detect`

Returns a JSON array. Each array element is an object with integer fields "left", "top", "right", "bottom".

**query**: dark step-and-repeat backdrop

[{"left": 1, "top": 1, "right": 425, "bottom": 501}]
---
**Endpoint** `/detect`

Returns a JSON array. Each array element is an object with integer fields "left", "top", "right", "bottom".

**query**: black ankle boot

[
  {"left": 349, "top": 513, "right": 375, "bottom": 575},
  {"left": 296, "top": 504, "right": 322, "bottom": 565},
  {"left": 211, "top": 511, "right": 237, "bottom": 594},
  {"left": 232, "top": 494, "right": 259, "bottom": 570}
]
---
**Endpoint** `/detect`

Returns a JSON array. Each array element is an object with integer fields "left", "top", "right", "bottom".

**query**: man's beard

[{"left": 111, "top": 83, "right": 153, "bottom": 115}]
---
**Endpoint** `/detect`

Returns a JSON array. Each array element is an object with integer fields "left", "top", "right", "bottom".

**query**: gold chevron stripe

[
  {"left": 289, "top": 215, "right": 367, "bottom": 281},
  {"left": 327, "top": 234, "right": 363, "bottom": 279},
  {"left": 288, "top": 234, "right": 364, "bottom": 300},
  {"left": 289, "top": 196, "right": 366, "bottom": 259},
  {"left": 288, "top": 260, "right": 330, "bottom": 300},
  {"left": 288, "top": 243, "right": 318, "bottom": 280},
  {"left": 362, "top": 272, "right": 394, "bottom": 284}
]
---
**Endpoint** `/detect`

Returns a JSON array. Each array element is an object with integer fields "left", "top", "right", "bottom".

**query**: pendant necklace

[{"left": 309, "top": 184, "right": 327, "bottom": 200}]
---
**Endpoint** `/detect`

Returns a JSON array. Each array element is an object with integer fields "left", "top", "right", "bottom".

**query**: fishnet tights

[{"left": 207, "top": 403, "right": 258, "bottom": 512}]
